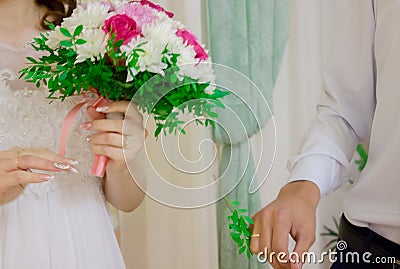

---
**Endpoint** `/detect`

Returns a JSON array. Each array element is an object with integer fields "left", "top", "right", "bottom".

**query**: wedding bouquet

[{"left": 20, "top": 0, "right": 227, "bottom": 176}]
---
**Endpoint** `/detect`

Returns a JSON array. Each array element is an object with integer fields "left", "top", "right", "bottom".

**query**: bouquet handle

[
  {"left": 91, "top": 97, "right": 110, "bottom": 177},
  {"left": 90, "top": 98, "right": 124, "bottom": 177},
  {"left": 92, "top": 155, "right": 109, "bottom": 177}
]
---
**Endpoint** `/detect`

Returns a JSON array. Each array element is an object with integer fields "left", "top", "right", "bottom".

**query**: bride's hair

[{"left": 36, "top": 0, "right": 77, "bottom": 29}]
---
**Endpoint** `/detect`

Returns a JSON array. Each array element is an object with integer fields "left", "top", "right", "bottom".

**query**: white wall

[{"left": 254, "top": 1, "right": 350, "bottom": 268}]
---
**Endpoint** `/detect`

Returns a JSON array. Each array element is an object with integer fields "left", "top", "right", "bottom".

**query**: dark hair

[{"left": 36, "top": 0, "right": 77, "bottom": 29}]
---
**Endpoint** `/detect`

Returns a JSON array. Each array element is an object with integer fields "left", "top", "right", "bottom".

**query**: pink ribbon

[{"left": 58, "top": 96, "right": 109, "bottom": 177}]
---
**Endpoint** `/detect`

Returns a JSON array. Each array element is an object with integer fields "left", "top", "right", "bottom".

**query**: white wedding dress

[{"left": 0, "top": 45, "right": 126, "bottom": 268}]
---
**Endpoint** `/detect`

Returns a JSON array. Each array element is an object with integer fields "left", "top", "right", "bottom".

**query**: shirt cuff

[{"left": 287, "top": 154, "right": 342, "bottom": 197}]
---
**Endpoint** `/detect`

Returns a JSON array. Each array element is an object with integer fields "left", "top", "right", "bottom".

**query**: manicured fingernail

[
  {"left": 40, "top": 175, "right": 54, "bottom": 181},
  {"left": 80, "top": 122, "right": 92, "bottom": 130},
  {"left": 70, "top": 167, "right": 79, "bottom": 174},
  {"left": 64, "top": 159, "right": 79, "bottom": 166},
  {"left": 96, "top": 106, "right": 109, "bottom": 112},
  {"left": 53, "top": 162, "right": 71, "bottom": 170}
]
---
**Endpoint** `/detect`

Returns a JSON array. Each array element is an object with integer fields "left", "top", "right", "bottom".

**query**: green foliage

[
  {"left": 225, "top": 198, "right": 254, "bottom": 259},
  {"left": 355, "top": 144, "right": 368, "bottom": 171},
  {"left": 320, "top": 217, "right": 340, "bottom": 251},
  {"left": 19, "top": 24, "right": 228, "bottom": 138}
]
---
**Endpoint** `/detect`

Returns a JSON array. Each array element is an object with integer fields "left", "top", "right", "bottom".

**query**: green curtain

[{"left": 206, "top": 1, "right": 290, "bottom": 269}]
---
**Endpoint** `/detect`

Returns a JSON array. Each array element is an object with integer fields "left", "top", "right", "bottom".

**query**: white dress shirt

[{"left": 288, "top": 0, "right": 400, "bottom": 244}]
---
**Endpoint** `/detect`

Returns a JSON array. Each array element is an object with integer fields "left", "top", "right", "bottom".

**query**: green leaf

[
  {"left": 66, "top": 50, "right": 76, "bottom": 57},
  {"left": 75, "top": 39, "right": 87, "bottom": 45},
  {"left": 243, "top": 215, "right": 255, "bottom": 225},
  {"left": 239, "top": 245, "right": 247, "bottom": 255},
  {"left": 26, "top": 57, "right": 38, "bottom": 64},
  {"left": 231, "top": 200, "right": 240, "bottom": 206},
  {"left": 73, "top": 25, "right": 83, "bottom": 37},
  {"left": 232, "top": 236, "right": 244, "bottom": 245},
  {"left": 115, "top": 39, "right": 124, "bottom": 48},
  {"left": 48, "top": 23, "right": 56, "bottom": 31},
  {"left": 355, "top": 144, "right": 368, "bottom": 171},
  {"left": 246, "top": 250, "right": 251, "bottom": 259},
  {"left": 208, "top": 111, "right": 218, "bottom": 118},
  {"left": 230, "top": 232, "right": 241, "bottom": 239},
  {"left": 60, "top": 40, "right": 74, "bottom": 47},
  {"left": 60, "top": 27, "right": 72, "bottom": 38},
  {"left": 231, "top": 210, "right": 239, "bottom": 222},
  {"left": 155, "top": 124, "right": 163, "bottom": 138}
]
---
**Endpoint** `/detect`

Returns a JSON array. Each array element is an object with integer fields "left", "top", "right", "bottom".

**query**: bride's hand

[
  {"left": 84, "top": 101, "right": 147, "bottom": 169},
  {"left": 0, "top": 147, "right": 78, "bottom": 203}
]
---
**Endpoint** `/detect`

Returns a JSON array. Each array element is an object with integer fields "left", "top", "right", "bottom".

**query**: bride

[{"left": 0, "top": 0, "right": 146, "bottom": 268}]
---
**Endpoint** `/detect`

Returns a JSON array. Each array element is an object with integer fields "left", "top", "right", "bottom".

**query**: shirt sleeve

[{"left": 288, "top": 0, "right": 377, "bottom": 196}]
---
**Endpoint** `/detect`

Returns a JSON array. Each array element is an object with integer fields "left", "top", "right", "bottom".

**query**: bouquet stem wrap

[
  {"left": 58, "top": 96, "right": 109, "bottom": 177},
  {"left": 91, "top": 97, "right": 109, "bottom": 177}
]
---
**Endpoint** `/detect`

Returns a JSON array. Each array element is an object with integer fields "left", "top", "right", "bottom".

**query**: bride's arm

[
  {"left": 84, "top": 101, "right": 146, "bottom": 212},
  {"left": 103, "top": 159, "right": 145, "bottom": 212}
]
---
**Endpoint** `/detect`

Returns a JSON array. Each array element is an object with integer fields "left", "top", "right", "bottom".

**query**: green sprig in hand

[{"left": 225, "top": 198, "right": 254, "bottom": 258}]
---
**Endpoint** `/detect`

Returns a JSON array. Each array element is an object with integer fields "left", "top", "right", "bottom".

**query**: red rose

[
  {"left": 140, "top": 0, "right": 174, "bottom": 18},
  {"left": 176, "top": 29, "right": 208, "bottom": 61},
  {"left": 103, "top": 14, "right": 141, "bottom": 45}
]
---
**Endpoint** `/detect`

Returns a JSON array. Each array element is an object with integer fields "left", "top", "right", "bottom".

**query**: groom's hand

[{"left": 250, "top": 181, "right": 320, "bottom": 269}]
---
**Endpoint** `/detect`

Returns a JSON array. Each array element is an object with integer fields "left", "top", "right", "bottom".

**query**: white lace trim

[{"left": 0, "top": 68, "right": 101, "bottom": 197}]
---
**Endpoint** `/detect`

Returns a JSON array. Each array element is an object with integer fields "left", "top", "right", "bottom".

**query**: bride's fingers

[
  {"left": 20, "top": 147, "right": 76, "bottom": 164},
  {"left": 1, "top": 148, "right": 76, "bottom": 172},
  {"left": 17, "top": 155, "right": 73, "bottom": 172},
  {"left": 87, "top": 133, "right": 123, "bottom": 148},
  {"left": 95, "top": 101, "right": 143, "bottom": 123},
  {"left": 91, "top": 145, "right": 125, "bottom": 164},
  {"left": 81, "top": 119, "right": 123, "bottom": 134},
  {"left": 0, "top": 171, "right": 53, "bottom": 193},
  {"left": 86, "top": 105, "right": 105, "bottom": 121},
  {"left": 94, "top": 101, "right": 129, "bottom": 114}
]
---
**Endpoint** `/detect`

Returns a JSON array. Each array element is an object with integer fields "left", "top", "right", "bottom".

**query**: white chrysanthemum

[
  {"left": 173, "top": 45, "right": 199, "bottom": 80},
  {"left": 74, "top": 29, "right": 108, "bottom": 63},
  {"left": 62, "top": 2, "right": 111, "bottom": 30},
  {"left": 167, "top": 34, "right": 194, "bottom": 56},
  {"left": 141, "top": 20, "right": 177, "bottom": 48},
  {"left": 122, "top": 37, "right": 168, "bottom": 82},
  {"left": 196, "top": 58, "right": 216, "bottom": 84},
  {"left": 110, "top": 0, "right": 131, "bottom": 9},
  {"left": 45, "top": 26, "right": 65, "bottom": 50},
  {"left": 156, "top": 12, "right": 183, "bottom": 29}
]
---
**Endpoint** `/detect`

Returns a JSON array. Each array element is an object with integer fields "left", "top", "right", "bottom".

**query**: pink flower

[
  {"left": 176, "top": 29, "right": 208, "bottom": 61},
  {"left": 103, "top": 14, "right": 141, "bottom": 45},
  {"left": 117, "top": 2, "right": 158, "bottom": 27},
  {"left": 140, "top": 0, "right": 174, "bottom": 18},
  {"left": 101, "top": 1, "right": 116, "bottom": 12}
]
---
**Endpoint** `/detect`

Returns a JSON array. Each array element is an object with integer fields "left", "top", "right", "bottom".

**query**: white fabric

[
  {"left": 288, "top": 0, "right": 400, "bottom": 244},
  {"left": 0, "top": 45, "right": 126, "bottom": 268}
]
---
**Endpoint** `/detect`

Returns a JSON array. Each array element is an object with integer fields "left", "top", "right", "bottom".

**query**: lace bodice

[{"left": 0, "top": 45, "right": 101, "bottom": 197}]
